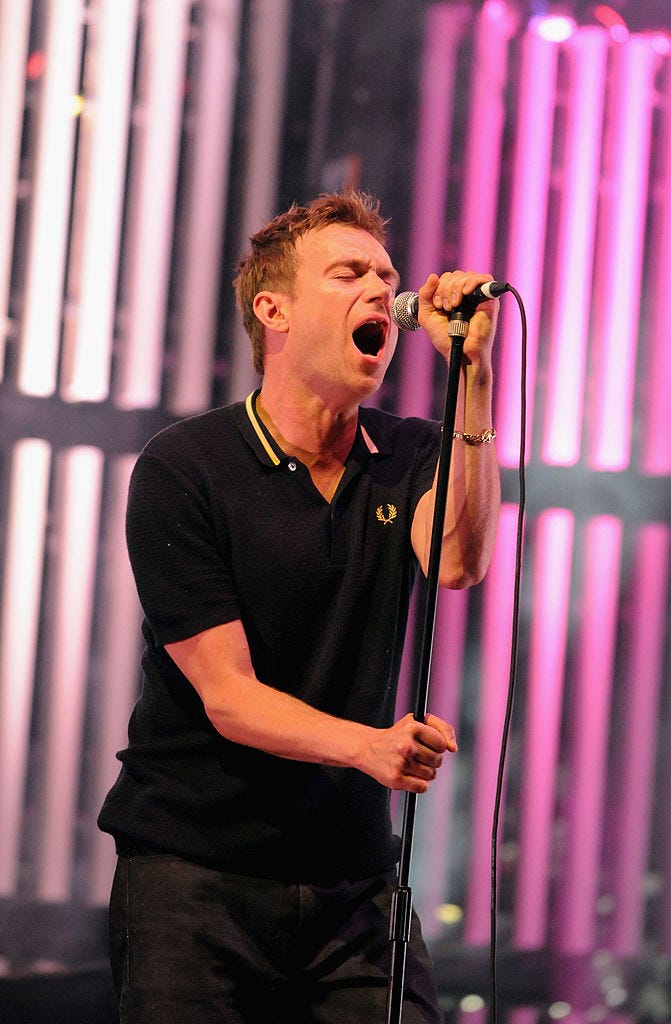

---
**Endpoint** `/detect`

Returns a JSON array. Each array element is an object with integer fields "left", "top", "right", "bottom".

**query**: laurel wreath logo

[{"left": 376, "top": 503, "right": 398, "bottom": 526}]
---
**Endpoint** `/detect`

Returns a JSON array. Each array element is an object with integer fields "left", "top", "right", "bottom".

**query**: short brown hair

[{"left": 233, "top": 189, "right": 389, "bottom": 375}]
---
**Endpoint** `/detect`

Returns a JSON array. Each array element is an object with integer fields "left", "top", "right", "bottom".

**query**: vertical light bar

[
  {"left": 169, "top": 0, "right": 242, "bottom": 416},
  {"left": 588, "top": 35, "right": 658, "bottom": 471},
  {"left": 396, "top": 2, "right": 471, "bottom": 420},
  {"left": 641, "top": 50, "right": 671, "bottom": 475},
  {"left": 554, "top": 516, "right": 622, "bottom": 953},
  {"left": 0, "top": 439, "right": 51, "bottom": 894},
  {"left": 17, "top": 0, "right": 84, "bottom": 397},
  {"left": 513, "top": 509, "right": 574, "bottom": 949},
  {"left": 60, "top": 0, "right": 138, "bottom": 403},
  {"left": 227, "top": 0, "right": 292, "bottom": 403},
  {"left": 86, "top": 455, "right": 143, "bottom": 906},
  {"left": 609, "top": 524, "right": 669, "bottom": 956},
  {"left": 465, "top": 503, "right": 522, "bottom": 942},
  {"left": 458, "top": 0, "right": 516, "bottom": 269},
  {"left": 411, "top": 588, "right": 468, "bottom": 939},
  {"left": 114, "top": 0, "right": 191, "bottom": 409},
  {"left": 455, "top": 1009, "right": 488, "bottom": 1024},
  {"left": 506, "top": 1011, "right": 541, "bottom": 1024},
  {"left": 463, "top": 504, "right": 521, "bottom": 945},
  {"left": 0, "top": 0, "right": 31, "bottom": 374},
  {"left": 495, "top": 26, "right": 561, "bottom": 467},
  {"left": 542, "top": 28, "right": 609, "bottom": 466},
  {"left": 36, "top": 446, "right": 104, "bottom": 901}
]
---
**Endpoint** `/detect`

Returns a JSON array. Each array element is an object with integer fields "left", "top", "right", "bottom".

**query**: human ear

[{"left": 253, "top": 292, "right": 290, "bottom": 333}]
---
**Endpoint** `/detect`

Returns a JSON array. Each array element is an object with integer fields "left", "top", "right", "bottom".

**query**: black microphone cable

[
  {"left": 391, "top": 281, "right": 528, "bottom": 1023},
  {"left": 487, "top": 283, "right": 527, "bottom": 1024}
]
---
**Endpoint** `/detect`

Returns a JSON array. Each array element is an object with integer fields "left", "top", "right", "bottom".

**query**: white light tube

[
  {"left": 169, "top": 0, "right": 243, "bottom": 416},
  {"left": 227, "top": 0, "right": 292, "bottom": 403},
  {"left": 17, "top": 0, "right": 84, "bottom": 396},
  {"left": 60, "top": 0, "right": 139, "bottom": 403},
  {"left": 114, "top": 0, "right": 192, "bottom": 409},
  {"left": 0, "top": 439, "right": 52, "bottom": 895},
  {"left": 36, "top": 446, "right": 104, "bottom": 902},
  {"left": 541, "top": 28, "right": 609, "bottom": 466},
  {"left": 0, "top": 0, "right": 31, "bottom": 377}
]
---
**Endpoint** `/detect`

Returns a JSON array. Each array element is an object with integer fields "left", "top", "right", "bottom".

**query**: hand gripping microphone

[{"left": 391, "top": 280, "right": 509, "bottom": 331}]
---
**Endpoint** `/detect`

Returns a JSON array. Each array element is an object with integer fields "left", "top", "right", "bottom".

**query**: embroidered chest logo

[{"left": 376, "top": 503, "right": 398, "bottom": 526}]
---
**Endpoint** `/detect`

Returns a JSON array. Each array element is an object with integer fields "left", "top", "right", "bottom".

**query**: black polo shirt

[{"left": 98, "top": 391, "right": 441, "bottom": 882}]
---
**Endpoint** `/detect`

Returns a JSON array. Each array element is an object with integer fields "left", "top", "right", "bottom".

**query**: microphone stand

[{"left": 386, "top": 311, "right": 470, "bottom": 1024}]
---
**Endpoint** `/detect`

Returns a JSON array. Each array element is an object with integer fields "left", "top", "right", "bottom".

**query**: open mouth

[{"left": 352, "top": 320, "right": 385, "bottom": 356}]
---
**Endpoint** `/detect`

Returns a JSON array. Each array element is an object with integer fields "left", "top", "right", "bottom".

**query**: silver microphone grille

[{"left": 391, "top": 291, "right": 420, "bottom": 332}]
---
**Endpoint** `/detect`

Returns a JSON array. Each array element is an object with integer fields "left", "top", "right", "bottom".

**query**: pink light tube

[
  {"left": 455, "top": 1008, "right": 489, "bottom": 1024},
  {"left": 458, "top": 0, "right": 517, "bottom": 270},
  {"left": 663, "top": 619, "right": 671, "bottom": 952},
  {"left": 541, "top": 28, "right": 609, "bottom": 466},
  {"left": 411, "top": 586, "right": 468, "bottom": 939},
  {"left": 640, "top": 52, "right": 671, "bottom": 475},
  {"left": 588, "top": 35, "right": 658, "bottom": 471},
  {"left": 554, "top": 515, "right": 622, "bottom": 954},
  {"left": 507, "top": 1011, "right": 541, "bottom": 1024},
  {"left": 463, "top": 503, "right": 520, "bottom": 946},
  {"left": 397, "top": 2, "right": 471, "bottom": 420},
  {"left": 513, "top": 508, "right": 574, "bottom": 949},
  {"left": 496, "top": 29, "right": 561, "bottom": 468},
  {"left": 609, "top": 523, "right": 669, "bottom": 956}
]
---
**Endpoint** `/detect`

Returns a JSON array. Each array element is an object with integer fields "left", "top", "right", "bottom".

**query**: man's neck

[{"left": 256, "top": 386, "right": 358, "bottom": 468}]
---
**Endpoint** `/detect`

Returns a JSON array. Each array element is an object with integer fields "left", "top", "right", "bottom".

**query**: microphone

[{"left": 391, "top": 281, "right": 509, "bottom": 331}]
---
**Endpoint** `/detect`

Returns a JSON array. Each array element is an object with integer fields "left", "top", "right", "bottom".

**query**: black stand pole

[{"left": 386, "top": 314, "right": 470, "bottom": 1024}]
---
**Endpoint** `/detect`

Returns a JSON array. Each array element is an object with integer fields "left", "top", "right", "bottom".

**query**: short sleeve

[{"left": 125, "top": 448, "right": 241, "bottom": 646}]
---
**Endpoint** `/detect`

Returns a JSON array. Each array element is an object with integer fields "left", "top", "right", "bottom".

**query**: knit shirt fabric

[{"left": 98, "top": 391, "right": 441, "bottom": 882}]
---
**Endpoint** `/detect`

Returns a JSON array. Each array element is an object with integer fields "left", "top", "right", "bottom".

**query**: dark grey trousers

[{"left": 108, "top": 855, "right": 443, "bottom": 1023}]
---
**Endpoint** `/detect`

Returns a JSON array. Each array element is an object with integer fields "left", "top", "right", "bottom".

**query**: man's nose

[{"left": 365, "top": 273, "right": 393, "bottom": 303}]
